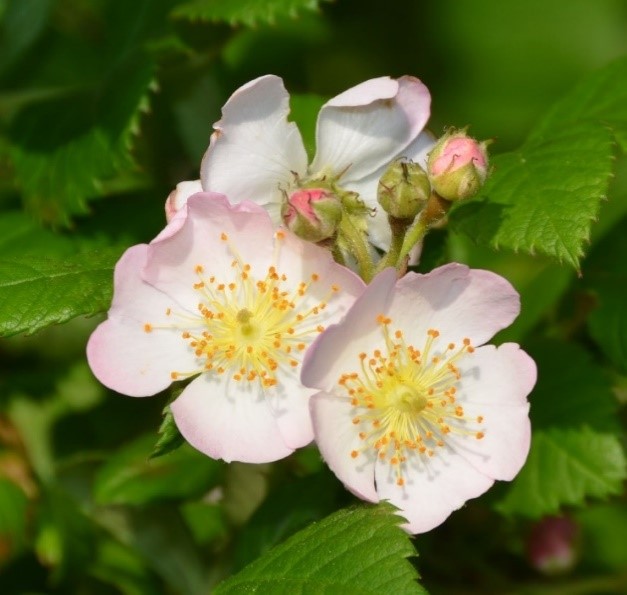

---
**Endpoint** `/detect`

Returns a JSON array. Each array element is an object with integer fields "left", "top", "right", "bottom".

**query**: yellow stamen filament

[
  {"left": 148, "top": 230, "right": 342, "bottom": 390},
  {"left": 338, "top": 316, "right": 485, "bottom": 488}
]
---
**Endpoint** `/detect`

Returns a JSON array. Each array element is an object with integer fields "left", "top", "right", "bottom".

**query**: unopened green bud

[
  {"left": 281, "top": 188, "right": 342, "bottom": 243},
  {"left": 377, "top": 160, "right": 431, "bottom": 220},
  {"left": 427, "top": 130, "right": 489, "bottom": 201}
]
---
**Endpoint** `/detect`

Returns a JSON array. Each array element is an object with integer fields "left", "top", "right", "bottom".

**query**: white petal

[
  {"left": 165, "top": 180, "right": 203, "bottom": 222},
  {"left": 302, "top": 268, "right": 397, "bottom": 393},
  {"left": 143, "top": 194, "right": 276, "bottom": 310},
  {"left": 200, "top": 75, "right": 308, "bottom": 221},
  {"left": 389, "top": 264, "right": 520, "bottom": 349},
  {"left": 312, "top": 76, "right": 431, "bottom": 183},
  {"left": 375, "top": 448, "right": 494, "bottom": 534},
  {"left": 171, "top": 374, "right": 293, "bottom": 463},
  {"left": 311, "top": 392, "right": 379, "bottom": 501},
  {"left": 86, "top": 245, "right": 199, "bottom": 397},
  {"left": 448, "top": 343, "right": 535, "bottom": 480}
]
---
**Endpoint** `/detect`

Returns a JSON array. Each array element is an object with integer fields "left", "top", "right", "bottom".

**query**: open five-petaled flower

[
  {"left": 166, "top": 74, "right": 434, "bottom": 252},
  {"left": 87, "top": 193, "right": 364, "bottom": 463},
  {"left": 302, "top": 265, "right": 536, "bottom": 533}
]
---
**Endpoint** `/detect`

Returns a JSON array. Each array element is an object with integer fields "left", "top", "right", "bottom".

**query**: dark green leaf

[
  {"left": 215, "top": 503, "right": 426, "bottom": 595},
  {"left": 173, "top": 0, "right": 330, "bottom": 27},
  {"left": 527, "top": 339, "right": 619, "bottom": 432},
  {"left": 94, "top": 434, "right": 222, "bottom": 506},
  {"left": 150, "top": 403, "right": 185, "bottom": 459},
  {"left": 585, "top": 217, "right": 627, "bottom": 372},
  {"left": 0, "top": 478, "right": 29, "bottom": 563},
  {"left": 497, "top": 427, "right": 626, "bottom": 518},
  {"left": 0, "top": 0, "right": 52, "bottom": 75},
  {"left": 0, "top": 248, "right": 121, "bottom": 337}
]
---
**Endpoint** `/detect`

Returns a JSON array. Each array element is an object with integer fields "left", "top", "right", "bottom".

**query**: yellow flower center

[
  {"left": 144, "top": 230, "right": 339, "bottom": 389},
  {"left": 340, "top": 316, "right": 485, "bottom": 487}
]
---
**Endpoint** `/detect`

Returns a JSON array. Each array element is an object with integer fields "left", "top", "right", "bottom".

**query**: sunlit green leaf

[
  {"left": 0, "top": 248, "right": 121, "bottom": 337},
  {"left": 215, "top": 503, "right": 426, "bottom": 595},
  {"left": 173, "top": 0, "right": 330, "bottom": 27},
  {"left": 497, "top": 428, "right": 626, "bottom": 518},
  {"left": 150, "top": 403, "right": 185, "bottom": 459},
  {"left": 450, "top": 121, "right": 614, "bottom": 269}
]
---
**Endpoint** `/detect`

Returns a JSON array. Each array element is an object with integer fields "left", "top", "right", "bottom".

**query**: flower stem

[{"left": 339, "top": 214, "right": 374, "bottom": 282}]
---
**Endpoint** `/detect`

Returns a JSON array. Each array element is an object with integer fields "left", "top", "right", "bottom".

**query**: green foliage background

[{"left": 1, "top": 0, "right": 627, "bottom": 593}]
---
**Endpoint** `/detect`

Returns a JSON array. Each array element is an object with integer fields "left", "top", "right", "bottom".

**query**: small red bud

[
  {"left": 281, "top": 188, "right": 342, "bottom": 242},
  {"left": 527, "top": 516, "right": 580, "bottom": 576}
]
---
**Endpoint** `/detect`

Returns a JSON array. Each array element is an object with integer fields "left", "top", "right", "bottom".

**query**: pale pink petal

[
  {"left": 446, "top": 343, "right": 535, "bottom": 480},
  {"left": 171, "top": 374, "right": 293, "bottom": 463},
  {"left": 311, "top": 76, "right": 431, "bottom": 184},
  {"left": 200, "top": 75, "right": 308, "bottom": 220},
  {"left": 265, "top": 365, "right": 314, "bottom": 450},
  {"left": 165, "top": 180, "right": 203, "bottom": 222},
  {"left": 86, "top": 245, "right": 199, "bottom": 397},
  {"left": 143, "top": 194, "right": 276, "bottom": 310},
  {"left": 389, "top": 264, "right": 520, "bottom": 349},
  {"left": 301, "top": 268, "right": 397, "bottom": 393},
  {"left": 375, "top": 449, "right": 494, "bottom": 534},
  {"left": 311, "top": 392, "right": 379, "bottom": 501}
]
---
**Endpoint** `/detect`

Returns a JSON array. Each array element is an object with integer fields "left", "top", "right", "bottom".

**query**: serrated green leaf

[
  {"left": 0, "top": 248, "right": 122, "bottom": 338},
  {"left": 5, "top": 0, "right": 172, "bottom": 224},
  {"left": 527, "top": 340, "right": 619, "bottom": 432},
  {"left": 150, "top": 403, "right": 185, "bottom": 459},
  {"left": 173, "top": 0, "right": 329, "bottom": 27},
  {"left": 94, "top": 434, "right": 222, "bottom": 506},
  {"left": 450, "top": 120, "right": 614, "bottom": 268},
  {"left": 530, "top": 55, "right": 627, "bottom": 151},
  {"left": 497, "top": 428, "right": 626, "bottom": 518},
  {"left": 215, "top": 503, "right": 426, "bottom": 595}
]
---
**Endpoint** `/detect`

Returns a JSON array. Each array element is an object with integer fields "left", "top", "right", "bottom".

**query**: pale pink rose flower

[
  {"left": 166, "top": 75, "right": 434, "bottom": 252},
  {"left": 87, "top": 193, "right": 364, "bottom": 463},
  {"left": 302, "top": 265, "right": 536, "bottom": 534}
]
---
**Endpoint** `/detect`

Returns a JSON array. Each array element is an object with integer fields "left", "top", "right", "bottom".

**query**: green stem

[
  {"left": 396, "top": 214, "right": 429, "bottom": 268},
  {"left": 374, "top": 216, "right": 410, "bottom": 275},
  {"left": 339, "top": 215, "right": 374, "bottom": 281}
]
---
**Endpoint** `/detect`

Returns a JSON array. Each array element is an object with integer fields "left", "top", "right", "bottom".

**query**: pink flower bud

[
  {"left": 527, "top": 516, "right": 580, "bottom": 576},
  {"left": 427, "top": 130, "right": 489, "bottom": 201},
  {"left": 281, "top": 188, "right": 342, "bottom": 243}
]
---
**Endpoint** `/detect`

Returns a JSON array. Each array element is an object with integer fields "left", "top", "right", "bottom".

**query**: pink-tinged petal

[
  {"left": 447, "top": 343, "right": 535, "bottom": 480},
  {"left": 200, "top": 75, "right": 308, "bottom": 220},
  {"left": 143, "top": 193, "right": 276, "bottom": 310},
  {"left": 265, "top": 365, "right": 314, "bottom": 450},
  {"left": 86, "top": 245, "right": 199, "bottom": 397},
  {"left": 302, "top": 268, "right": 397, "bottom": 393},
  {"left": 165, "top": 180, "right": 203, "bottom": 222},
  {"left": 375, "top": 449, "right": 494, "bottom": 534},
  {"left": 171, "top": 374, "right": 293, "bottom": 463},
  {"left": 311, "top": 76, "right": 431, "bottom": 183},
  {"left": 311, "top": 392, "right": 379, "bottom": 501},
  {"left": 390, "top": 264, "right": 520, "bottom": 348}
]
